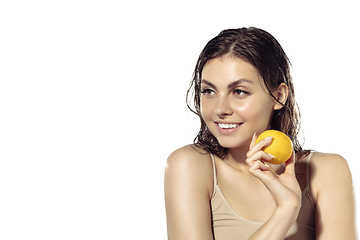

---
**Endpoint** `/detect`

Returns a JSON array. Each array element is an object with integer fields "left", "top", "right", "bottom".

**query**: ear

[{"left": 273, "top": 83, "right": 289, "bottom": 110}]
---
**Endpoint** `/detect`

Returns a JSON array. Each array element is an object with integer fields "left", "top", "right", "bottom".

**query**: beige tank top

[{"left": 210, "top": 152, "right": 316, "bottom": 240}]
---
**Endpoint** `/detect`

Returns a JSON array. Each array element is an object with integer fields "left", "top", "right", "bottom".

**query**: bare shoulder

[
  {"left": 167, "top": 144, "right": 208, "bottom": 162},
  {"left": 309, "top": 152, "right": 353, "bottom": 202},
  {"left": 166, "top": 145, "right": 213, "bottom": 173},
  {"left": 165, "top": 145, "right": 215, "bottom": 239},
  {"left": 309, "top": 153, "right": 357, "bottom": 238},
  {"left": 310, "top": 152, "right": 351, "bottom": 177},
  {"left": 165, "top": 145, "right": 214, "bottom": 198}
]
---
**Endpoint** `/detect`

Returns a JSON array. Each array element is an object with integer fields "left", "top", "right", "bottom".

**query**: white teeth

[{"left": 218, "top": 123, "right": 240, "bottom": 129}]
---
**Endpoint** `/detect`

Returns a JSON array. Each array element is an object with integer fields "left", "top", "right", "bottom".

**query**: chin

[{"left": 216, "top": 135, "right": 251, "bottom": 150}]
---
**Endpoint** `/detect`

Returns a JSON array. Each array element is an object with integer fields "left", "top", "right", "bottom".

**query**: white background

[{"left": 0, "top": 0, "right": 359, "bottom": 239}]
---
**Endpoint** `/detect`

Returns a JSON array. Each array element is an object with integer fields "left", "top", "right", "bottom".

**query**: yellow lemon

[{"left": 255, "top": 130, "right": 293, "bottom": 164}]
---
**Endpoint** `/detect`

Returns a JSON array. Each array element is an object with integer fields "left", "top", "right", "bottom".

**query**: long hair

[{"left": 187, "top": 27, "right": 307, "bottom": 159}]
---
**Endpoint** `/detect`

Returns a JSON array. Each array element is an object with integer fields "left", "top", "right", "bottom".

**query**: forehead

[{"left": 201, "top": 57, "right": 262, "bottom": 86}]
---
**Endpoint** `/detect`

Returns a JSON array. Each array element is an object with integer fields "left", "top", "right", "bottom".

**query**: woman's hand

[
  {"left": 246, "top": 133, "right": 302, "bottom": 239},
  {"left": 246, "top": 133, "right": 302, "bottom": 212}
]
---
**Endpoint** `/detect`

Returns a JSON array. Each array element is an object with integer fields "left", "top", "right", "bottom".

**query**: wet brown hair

[{"left": 187, "top": 27, "right": 308, "bottom": 159}]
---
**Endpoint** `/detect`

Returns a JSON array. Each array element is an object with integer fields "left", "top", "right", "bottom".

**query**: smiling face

[{"left": 200, "top": 56, "right": 285, "bottom": 150}]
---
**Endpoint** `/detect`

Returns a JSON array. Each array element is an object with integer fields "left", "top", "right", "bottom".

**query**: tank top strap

[
  {"left": 210, "top": 153, "right": 217, "bottom": 198},
  {"left": 306, "top": 151, "right": 315, "bottom": 188}
]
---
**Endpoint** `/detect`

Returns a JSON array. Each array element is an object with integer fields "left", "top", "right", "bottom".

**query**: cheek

[
  {"left": 234, "top": 97, "right": 274, "bottom": 122},
  {"left": 200, "top": 98, "right": 213, "bottom": 120}
]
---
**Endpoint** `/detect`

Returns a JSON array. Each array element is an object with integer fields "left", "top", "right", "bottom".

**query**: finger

[
  {"left": 249, "top": 132, "right": 257, "bottom": 150},
  {"left": 246, "top": 136, "right": 273, "bottom": 159},
  {"left": 248, "top": 160, "right": 268, "bottom": 175},
  {"left": 262, "top": 161, "right": 278, "bottom": 176},
  {"left": 246, "top": 150, "right": 275, "bottom": 167},
  {"left": 248, "top": 160, "right": 278, "bottom": 182}
]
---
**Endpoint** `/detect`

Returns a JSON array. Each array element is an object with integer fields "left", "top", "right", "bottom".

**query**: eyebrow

[{"left": 201, "top": 78, "right": 253, "bottom": 90}]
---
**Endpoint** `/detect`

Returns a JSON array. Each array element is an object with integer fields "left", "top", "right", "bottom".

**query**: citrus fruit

[{"left": 255, "top": 130, "right": 293, "bottom": 164}]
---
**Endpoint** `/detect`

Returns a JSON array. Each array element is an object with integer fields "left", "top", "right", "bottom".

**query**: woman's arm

[
  {"left": 164, "top": 146, "right": 214, "bottom": 240},
  {"left": 311, "top": 153, "right": 357, "bottom": 240},
  {"left": 248, "top": 205, "right": 299, "bottom": 240},
  {"left": 246, "top": 134, "right": 302, "bottom": 240}
]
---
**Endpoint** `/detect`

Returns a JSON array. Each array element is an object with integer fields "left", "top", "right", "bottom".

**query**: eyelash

[
  {"left": 233, "top": 89, "right": 249, "bottom": 96},
  {"left": 200, "top": 88, "right": 250, "bottom": 97},
  {"left": 200, "top": 89, "right": 215, "bottom": 95}
]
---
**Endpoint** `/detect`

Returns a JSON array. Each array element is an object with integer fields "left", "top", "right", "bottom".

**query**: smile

[
  {"left": 215, "top": 122, "right": 243, "bottom": 135},
  {"left": 217, "top": 123, "right": 241, "bottom": 129}
]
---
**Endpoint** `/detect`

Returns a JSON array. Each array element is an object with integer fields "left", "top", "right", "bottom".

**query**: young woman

[{"left": 164, "top": 27, "right": 357, "bottom": 240}]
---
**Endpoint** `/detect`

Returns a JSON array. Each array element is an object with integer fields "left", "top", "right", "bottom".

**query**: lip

[{"left": 215, "top": 122, "right": 243, "bottom": 135}]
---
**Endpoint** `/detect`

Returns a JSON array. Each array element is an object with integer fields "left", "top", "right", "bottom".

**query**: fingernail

[
  {"left": 252, "top": 132, "right": 257, "bottom": 139},
  {"left": 267, "top": 153, "right": 275, "bottom": 159},
  {"left": 264, "top": 136, "right": 273, "bottom": 141}
]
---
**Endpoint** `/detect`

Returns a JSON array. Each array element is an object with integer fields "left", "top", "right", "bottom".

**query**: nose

[{"left": 214, "top": 96, "right": 233, "bottom": 118}]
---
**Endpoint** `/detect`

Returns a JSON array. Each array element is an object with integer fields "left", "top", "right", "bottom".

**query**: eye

[
  {"left": 233, "top": 89, "right": 249, "bottom": 96},
  {"left": 200, "top": 88, "right": 215, "bottom": 96}
]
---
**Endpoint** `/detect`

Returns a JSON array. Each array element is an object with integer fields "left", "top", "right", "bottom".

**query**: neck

[{"left": 224, "top": 143, "right": 251, "bottom": 170}]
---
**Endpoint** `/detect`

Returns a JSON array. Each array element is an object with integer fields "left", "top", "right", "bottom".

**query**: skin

[{"left": 164, "top": 56, "right": 357, "bottom": 239}]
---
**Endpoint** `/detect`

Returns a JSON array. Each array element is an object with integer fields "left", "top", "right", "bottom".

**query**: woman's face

[{"left": 200, "top": 56, "right": 280, "bottom": 150}]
